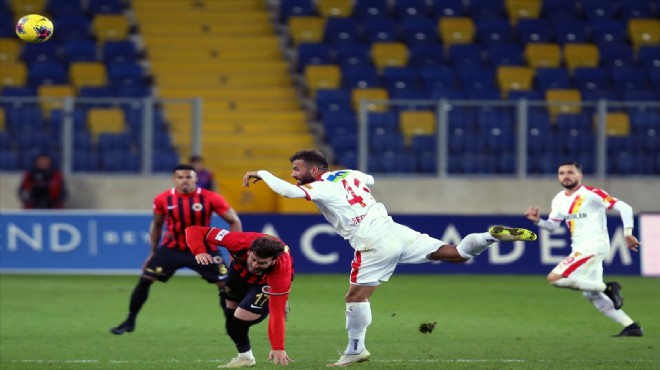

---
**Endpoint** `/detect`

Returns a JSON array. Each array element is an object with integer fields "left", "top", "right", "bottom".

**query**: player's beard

[
  {"left": 561, "top": 179, "right": 579, "bottom": 190},
  {"left": 296, "top": 173, "right": 315, "bottom": 185}
]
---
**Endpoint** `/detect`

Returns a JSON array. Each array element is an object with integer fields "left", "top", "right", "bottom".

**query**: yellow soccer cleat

[{"left": 488, "top": 226, "right": 537, "bottom": 241}]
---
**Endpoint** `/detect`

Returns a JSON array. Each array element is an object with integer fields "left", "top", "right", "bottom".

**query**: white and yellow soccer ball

[{"left": 16, "top": 14, "right": 54, "bottom": 43}]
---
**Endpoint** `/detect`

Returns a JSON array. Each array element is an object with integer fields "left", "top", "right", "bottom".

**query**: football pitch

[{"left": 1, "top": 274, "right": 658, "bottom": 369}]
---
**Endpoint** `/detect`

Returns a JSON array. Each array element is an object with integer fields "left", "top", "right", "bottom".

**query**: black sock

[
  {"left": 127, "top": 277, "right": 153, "bottom": 323},
  {"left": 226, "top": 317, "right": 253, "bottom": 353}
]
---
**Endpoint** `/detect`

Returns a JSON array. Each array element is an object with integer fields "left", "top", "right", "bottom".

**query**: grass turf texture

[{"left": 1, "top": 274, "right": 658, "bottom": 369}]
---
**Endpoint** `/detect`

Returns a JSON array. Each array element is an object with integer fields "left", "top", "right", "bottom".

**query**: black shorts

[
  {"left": 220, "top": 266, "right": 270, "bottom": 317},
  {"left": 144, "top": 247, "right": 228, "bottom": 283}
]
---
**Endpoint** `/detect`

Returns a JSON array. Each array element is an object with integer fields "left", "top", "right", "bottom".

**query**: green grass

[{"left": 1, "top": 274, "right": 658, "bottom": 369}]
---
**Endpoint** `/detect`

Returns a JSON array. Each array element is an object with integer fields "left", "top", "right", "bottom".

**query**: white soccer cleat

[
  {"left": 327, "top": 349, "right": 370, "bottom": 367},
  {"left": 218, "top": 356, "right": 256, "bottom": 368}
]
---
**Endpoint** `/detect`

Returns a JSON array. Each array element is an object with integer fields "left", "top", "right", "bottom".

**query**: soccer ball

[{"left": 16, "top": 14, "right": 54, "bottom": 43}]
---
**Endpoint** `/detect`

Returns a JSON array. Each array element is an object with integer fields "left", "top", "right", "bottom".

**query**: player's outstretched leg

[
  {"left": 488, "top": 226, "right": 537, "bottom": 241},
  {"left": 328, "top": 349, "right": 371, "bottom": 367},
  {"left": 614, "top": 322, "right": 643, "bottom": 337},
  {"left": 604, "top": 281, "right": 624, "bottom": 309}
]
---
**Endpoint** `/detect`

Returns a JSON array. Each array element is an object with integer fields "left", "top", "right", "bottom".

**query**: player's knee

[{"left": 546, "top": 273, "right": 560, "bottom": 285}]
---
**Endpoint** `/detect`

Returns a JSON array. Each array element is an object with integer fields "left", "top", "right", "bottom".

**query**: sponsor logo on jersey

[
  {"left": 214, "top": 229, "right": 229, "bottom": 241},
  {"left": 565, "top": 213, "right": 587, "bottom": 220}
]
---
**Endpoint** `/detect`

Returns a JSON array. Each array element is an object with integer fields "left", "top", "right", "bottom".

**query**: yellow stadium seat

[
  {"left": 318, "top": 0, "right": 353, "bottom": 17},
  {"left": 497, "top": 66, "right": 534, "bottom": 98},
  {"left": 628, "top": 18, "right": 660, "bottom": 48},
  {"left": 38, "top": 85, "right": 75, "bottom": 117},
  {"left": 525, "top": 43, "right": 561, "bottom": 68},
  {"left": 304, "top": 64, "right": 341, "bottom": 96},
  {"left": 0, "top": 38, "right": 21, "bottom": 62},
  {"left": 88, "top": 108, "right": 126, "bottom": 138},
  {"left": 438, "top": 17, "right": 475, "bottom": 46},
  {"left": 0, "top": 62, "right": 27, "bottom": 87},
  {"left": 288, "top": 16, "right": 325, "bottom": 46},
  {"left": 400, "top": 111, "right": 436, "bottom": 144},
  {"left": 92, "top": 15, "right": 129, "bottom": 43},
  {"left": 9, "top": 0, "right": 45, "bottom": 14},
  {"left": 505, "top": 0, "right": 541, "bottom": 25},
  {"left": 0, "top": 106, "right": 5, "bottom": 131},
  {"left": 70, "top": 62, "right": 107, "bottom": 89},
  {"left": 545, "top": 89, "right": 582, "bottom": 118},
  {"left": 371, "top": 42, "right": 409, "bottom": 70},
  {"left": 599, "top": 112, "right": 631, "bottom": 136},
  {"left": 563, "top": 43, "right": 599, "bottom": 71},
  {"left": 351, "top": 88, "right": 389, "bottom": 112},
  {"left": 217, "top": 176, "right": 278, "bottom": 213},
  {"left": 277, "top": 196, "right": 320, "bottom": 214}
]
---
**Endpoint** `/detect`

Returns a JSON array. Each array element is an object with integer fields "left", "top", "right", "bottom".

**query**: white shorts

[
  {"left": 551, "top": 251, "right": 604, "bottom": 281},
  {"left": 349, "top": 219, "right": 444, "bottom": 285}
]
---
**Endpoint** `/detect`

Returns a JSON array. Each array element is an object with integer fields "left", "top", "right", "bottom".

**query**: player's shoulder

[
  {"left": 581, "top": 184, "right": 610, "bottom": 196},
  {"left": 153, "top": 188, "right": 173, "bottom": 202}
]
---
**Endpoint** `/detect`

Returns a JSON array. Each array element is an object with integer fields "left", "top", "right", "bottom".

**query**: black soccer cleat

[
  {"left": 614, "top": 323, "right": 643, "bottom": 337},
  {"left": 110, "top": 320, "right": 135, "bottom": 335},
  {"left": 604, "top": 281, "right": 623, "bottom": 310}
]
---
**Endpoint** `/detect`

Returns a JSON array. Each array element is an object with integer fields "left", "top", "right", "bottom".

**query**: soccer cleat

[
  {"left": 604, "top": 281, "right": 624, "bottom": 309},
  {"left": 217, "top": 356, "right": 256, "bottom": 368},
  {"left": 327, "top": 349, "right": 370, "bottom": 367},
  {"left": 110, "top": 320, "right": 135, "bottom": 335},
  {"left": 488, "top": 226, "right": 537, "bottom": 242},
  {"left": 614, "top": 323, "right": 643, "bottom": 337}
]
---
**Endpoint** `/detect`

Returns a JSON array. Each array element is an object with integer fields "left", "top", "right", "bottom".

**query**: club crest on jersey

[{"left": 192, "top": 203, "right": 203, "bottom": 211}]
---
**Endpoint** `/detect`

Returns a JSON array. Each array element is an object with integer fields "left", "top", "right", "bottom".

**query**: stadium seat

[
  {"left": 553, "top": 19, "right": 588, "bottom": 44},
  {"left": 363, "top": 17, "right": 399, "bottom": 43},
  {"left": 393, "top": 0, "right": 429, "bottom": 19},
  {"left": 73, "top": 149, "right": 100, "bottom": 171},
  {"left": 46, "top": 0, "right": 84, "bottom": 17},
  {"left": 279, "top": 0, "right": 316, "bottom": 22},
  {"left": 475, "top": 18, "right": 513, "bottom": 45},
  {"left": 381, "top": 66, "right": 420, "bottom": 91},
  {"left": 342, "top": 64, "right": 380, "bottom": 88},
  {"left": 497, "top": 65, "right": 533, "bottom": 98},
  {"left": 304, "top": 64, "right": 342, "bottom": 96},
  {"left": 92, "top": 14, "right": 130, "bottom": 43},
  {"left": 353, "top": 0, "right": 389, "bottom": 20},
  {"left": 601, "top": 112, "right": 631, "bottom": 136},
  {"left": 53, "top": 15, "right": 92, "bottom": 41},
  {"left": 369, "top": 132, "right": 405, "bottom": 153},
  {"left": 70, "top": 62, "right": 108, "bottom": 89},
  {"left": 288, "top": 16, "right": 326, "bottom": 46},
  {"left": 408, "top": 44, "right": 445, "bottom": 67},
  {"left": 517, "top": 19, "right": 554, "bottom": 44},
  {"left": 505, "top": 0, "right": 541, "bottom": 25},
  {"left": 101, "top": 150, "right": 140, "bottom": 172},
  {"left": 525, "top": 43, "right": 561, "bottom": 68},
  {"left": 107, "top": 63, "right": 144, "bottom": 88},
  {"left": 371, "top": 42, "right": 409, "bottom": 71},
  {"left": 438, "top": 17, "right": 475, "bottom": 46},
  {"left": 297, "top": 43, "right": 333, "bottom": 71},
  {"left": 102, "top": 40, "right": 139, "bottom": 64},
  {"left": 598, "top": 44, "right": 634, "bottom": 67},
  {"left": 335, "top": 43, "right": 372, "bottom": 67},
  {"left": 563, "top": 43, "right": 599, "bottom": 71},
  {"left": 619, "top": 1, "right": 654, "bottom": 20},
  {"left": 0, "top": 38, "right": 20, "bottom": 62},
  {"left": 351, "top": 87, "right": 389, "bottom": 112},
  {"left": 63, "top": 40, "right": 98, "bottom": 62},
  {"left": 324, "top": 17, "right": 360, "bottom": 45},
  {"left": 535, "top": 67, "right": 570, "bottom": 91},
  {"left": 638, "top": 46, "right": 660, "bottom": 68},
  {"left": 488, "top": 43, "right": 524, "bottom": 66},
  {"left": 315, "top": 88, "right": 352, "bottom": 115},
  {"left": 0, "top": 149, "right": 19, "bottom": 170},
  {"left": 87, "top": 107, "right": 126, "bottom": 138},
  {"left": 0, "top": 62, "right": 27, "bottom": 87},
  {"left": 581, "top": 0, "right": 619, "bottom": 20},
  {"left": 400, "top": 110, "right": 436, "bottom": 143},
  {"left": 610, "top": 67, "right": 649, "bottom": 91},
  {"left": 318, "top": 0, "right": 353, "bottom": 17},
  {"left": 573, "top": 67, "right": 610, "bottom": 91},
  {"left": 590, "top": 20, "right": 627, "bottom": 46},
  {"left": 448, "top": 44, "right": 483, "bottom": 66},
  {"left": 88, "top": 0, "right": 125, "bottom": 14},
  {"left": 468, "top": 0, "right": 505, "bottom": 19},
  {"left": 546, "top": 89, "right": 582, "bottom": 117},
  {"left": 628, "top": 18, "right": 660, "bottom": 48},
  {"left": 401, "top": 18, "right": 438, "bottom": 45},
  {"left": 38, "top": 85, "right": 75, "bottom": 117},
  {"left": 430, "top": 0, "right": 465, "bottom": 18}
]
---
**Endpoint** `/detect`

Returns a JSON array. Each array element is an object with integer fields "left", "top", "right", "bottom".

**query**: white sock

[
  {"left": 553, "top": 277, "right": 606, "bottom": 292},
  {"left": 583, "top": 292, "right": 635, "bottom": 327},
  {"left": 345, "top": 302, "right": 372, "bottom": 355},
  {"left": 456, "top": 233, "right": 493, "bottom": 259},
  {"left": 238, "top": 350, "right": 254, "bottom": 359}
]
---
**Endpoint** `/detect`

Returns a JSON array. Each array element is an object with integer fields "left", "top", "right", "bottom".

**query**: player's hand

[
  {"left": 268, "top": 350, "right": 293, "bottom": 366},
  {"left": 195, "top": 253, "right": 214, "bottom": 265},
  {"left": 524, "top": 206, "right": 541, "bottom": 223},
  {"left": 242, "top": 171, "right": 262, "bottom": 188},
  {"left": 625, "top": 235, "right": 641, "bottom": 252}
]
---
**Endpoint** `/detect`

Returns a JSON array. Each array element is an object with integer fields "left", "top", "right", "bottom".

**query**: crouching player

[{"left": 186, "top": 226, "right": 294, "bottom": 367}]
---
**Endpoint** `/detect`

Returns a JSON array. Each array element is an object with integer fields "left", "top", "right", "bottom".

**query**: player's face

[
  {"left": 246, "top": 252, "right": 275, "bottom": 274},
  {"left": 557, "top": 165, "right": 582, "bottom": 190},
  {"left": 173, "top": 170, "right": 197, "bottom": 193},
  {"left": 291, "top": 159, "right": 316, "bottom": 185}
]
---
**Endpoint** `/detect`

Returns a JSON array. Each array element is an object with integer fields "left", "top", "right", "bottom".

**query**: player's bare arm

[
  {"left": 268, "top": 350, "right": 293, "bottom": 366},
  {"left": 243, "top": 171, "right": 262, "bottom": 187},
  {"left": 524, "top": 206, "right": 541, "bottom": 222},
  {"left": 221, "top": 208, "right": 243, "bottom": 232},
  {"left": 625, "top": 235, "right": 641, "bottom": 252}
]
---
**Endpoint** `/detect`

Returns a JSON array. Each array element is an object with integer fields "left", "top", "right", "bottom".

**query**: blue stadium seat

[
  {"left": 610, "top": 67, "right": 649, "bottom": 91},
  {"left": 516, "top": 19, "right": 554, "bottom": 43},
  {"left": 22, "top": 42, "right": 62, "bottom": 64},
  {"left": 590, "top": 20, "right": 627, "bottom": 46},
  {"left": 0, "top": 14, "right": 12, "bottom": 39},
  {"left": 622, "top": 90, "right": 657, "bottom": 102},
  {"left": 88, "top": 0, "right": 125, "bottom": 14},
  {"left": 393, "top": 0, "right": 429, "bottom": 19},
  {"left": 487, "top": 43, "right": 524, "bottom": 66},
  {"left": 98, "top": 132, "right": 134, "bottom": 152},
  {"left": 53, "top": 16, "right": 92, "bottom": 41},
  {"left": 574, "top": 67, "right": 610, "bottom": 91},
  {"left": 297, "top": 43, "right": 333, "bottom": 71},
  {"left": 638, "top": 46, "right": 660, "bottom": 69},
  {"left": 152, "top": 150, "right": 179, "bottom": 172},
  {"left": 418, "top": 65, "right": 455, "bottom": 90},
  {"left": 581, "top": 0, "right": 619, "bottom": 20},
  {"left": 322, "top": 111, "right": 358, "bottom": 137},
  {"left": 341, "top": 64, "right": 380, "bottom": 88},
  {"left": 408, "top": 44, "right": 445, "bottom": 67},
  {"left": 476, "top": 19, "right": 513, "bottom": 45},
  {"left": 376, "top": 151, "right": 417, "bottom": 173},
  {"left": 542, "top": 0, "right": 578, "bottom": 20},
  {"left": 381, "top": 66, "right": 420, "bottom": 91},
  {"left": 367, "top": 111, "right": 398, "bottom": 134},
  {"left": 336, "top": 150, "right": 358, "bottom": 169},
  {"left": 363, "top": 17, "right": 399, "bottom": 43},
  {"left": 369, "top": 132, "right": 405, "bottom": 153},
  {"left": 430, "top": 0, "right": 466, "bottom": 18},
  {"left": 102, "top": 40, "right": 139, "bottom": 64},
  {"left": 73, "top": 132, "right": 95, "bottom": 150},
  {"left": 316, "top": 88, "right": 352, "bottom": 116},
  {"left": 28, "top": 62, "right": 68, "bottom": 86},
  {"left": 46, "top": 0, "right": 85, "bottom": 17},
  {"left": 325, "top": 18, "right": 362, "bottom": 45},
  {"left": 63, "top": 40, "right": 98, "bottom": 62},
  {"left": 535, "top": 68, "right": 571, "bottom": 91},
  {"left": 457, "top": 65, "right": 495, "bottom": 92},
  {"left": 73, "top": 149, "right": 100, "bottom": 171},
  {"left": 0, "top": 150, "right": 20, "bottom": 170},
  {"left": 279, "top": 0, "right": 316, "bottom": 22},
  {"left": 553, "top": 19, "right": 588, "bottom": 44},
  {"left": 329, "top": 133, "right": 358, "bottom": 155},
  {"left": 448, "top": 44, "right": 483, "bottom": 66},
  {"left": 508, "top": 90, "right": 543, "bottom": 101},
  {"left": 581, "top": 89, "right": 617, "bottom": 102},
  {"left": 410, "top": 135, "right": 436, "bottom": 152},
  {"left": 101, "top": 150, "right": 141, "bottom": 172},
  {"left": 353, "top": 0, "right": 390, "bottom": 20},
  {"left": 335, "top": 43, "right": 372, "bottom": 67},
  {"left": 401, "top": 18, "right": 438, "bottom": 45},
  {"left": 598, "top": 44, "right": 634, "bottom": 68},
  {"left": 619, "top": 0, "right": 655, "bottom": 19},
  {"left": 468, "top": 0, "right": 505, "bottom": 19},
  {"left": 107, "top": 63, "right": 144, "bottom": 88},
  {"left": 1, "top": 87, "right": 37, "bottom": 96}
]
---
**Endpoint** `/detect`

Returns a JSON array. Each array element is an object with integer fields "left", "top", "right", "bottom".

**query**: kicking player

[
  {"left": 525, "top": 161, "right": 643, "bottom": 337},
  {"left": 242, "top": 149, "right": 538, "bottom": 366}
]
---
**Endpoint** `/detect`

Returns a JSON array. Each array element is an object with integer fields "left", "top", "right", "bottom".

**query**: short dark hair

[
  {"left": 289, "top": 149, "right": 328, "bottom": 170},
  {"left": 251, "top": 236, "right": 285, "bottom": 259},
  {"left": 173, "top": 164, "right": 196, "bottom": 172},
  {"left": 189, "top": 155, "right": 203, "bottom": 162},
  {"left": 559, "top": 161, "right": 582, "bottom": 172}
]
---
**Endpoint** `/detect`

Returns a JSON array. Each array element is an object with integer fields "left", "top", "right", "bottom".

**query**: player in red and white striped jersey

[
  {"left": 525, "top": 161, "right": 643, "bottom": 337},
  {"left": 110, "top": 164, "right": 242, "bottom": 336}
]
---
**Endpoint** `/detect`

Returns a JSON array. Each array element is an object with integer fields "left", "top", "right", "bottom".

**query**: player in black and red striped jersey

[
  {"left": 110, "top": 164, "right": 242, "bottom": 335},
  {"left": 186, "top": 226, "right": 294, "bottom": 367}
]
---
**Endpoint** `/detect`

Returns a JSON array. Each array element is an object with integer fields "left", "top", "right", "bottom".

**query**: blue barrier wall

[{"left": 0, "top": 211, "right": 640, "bottom": 275}]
